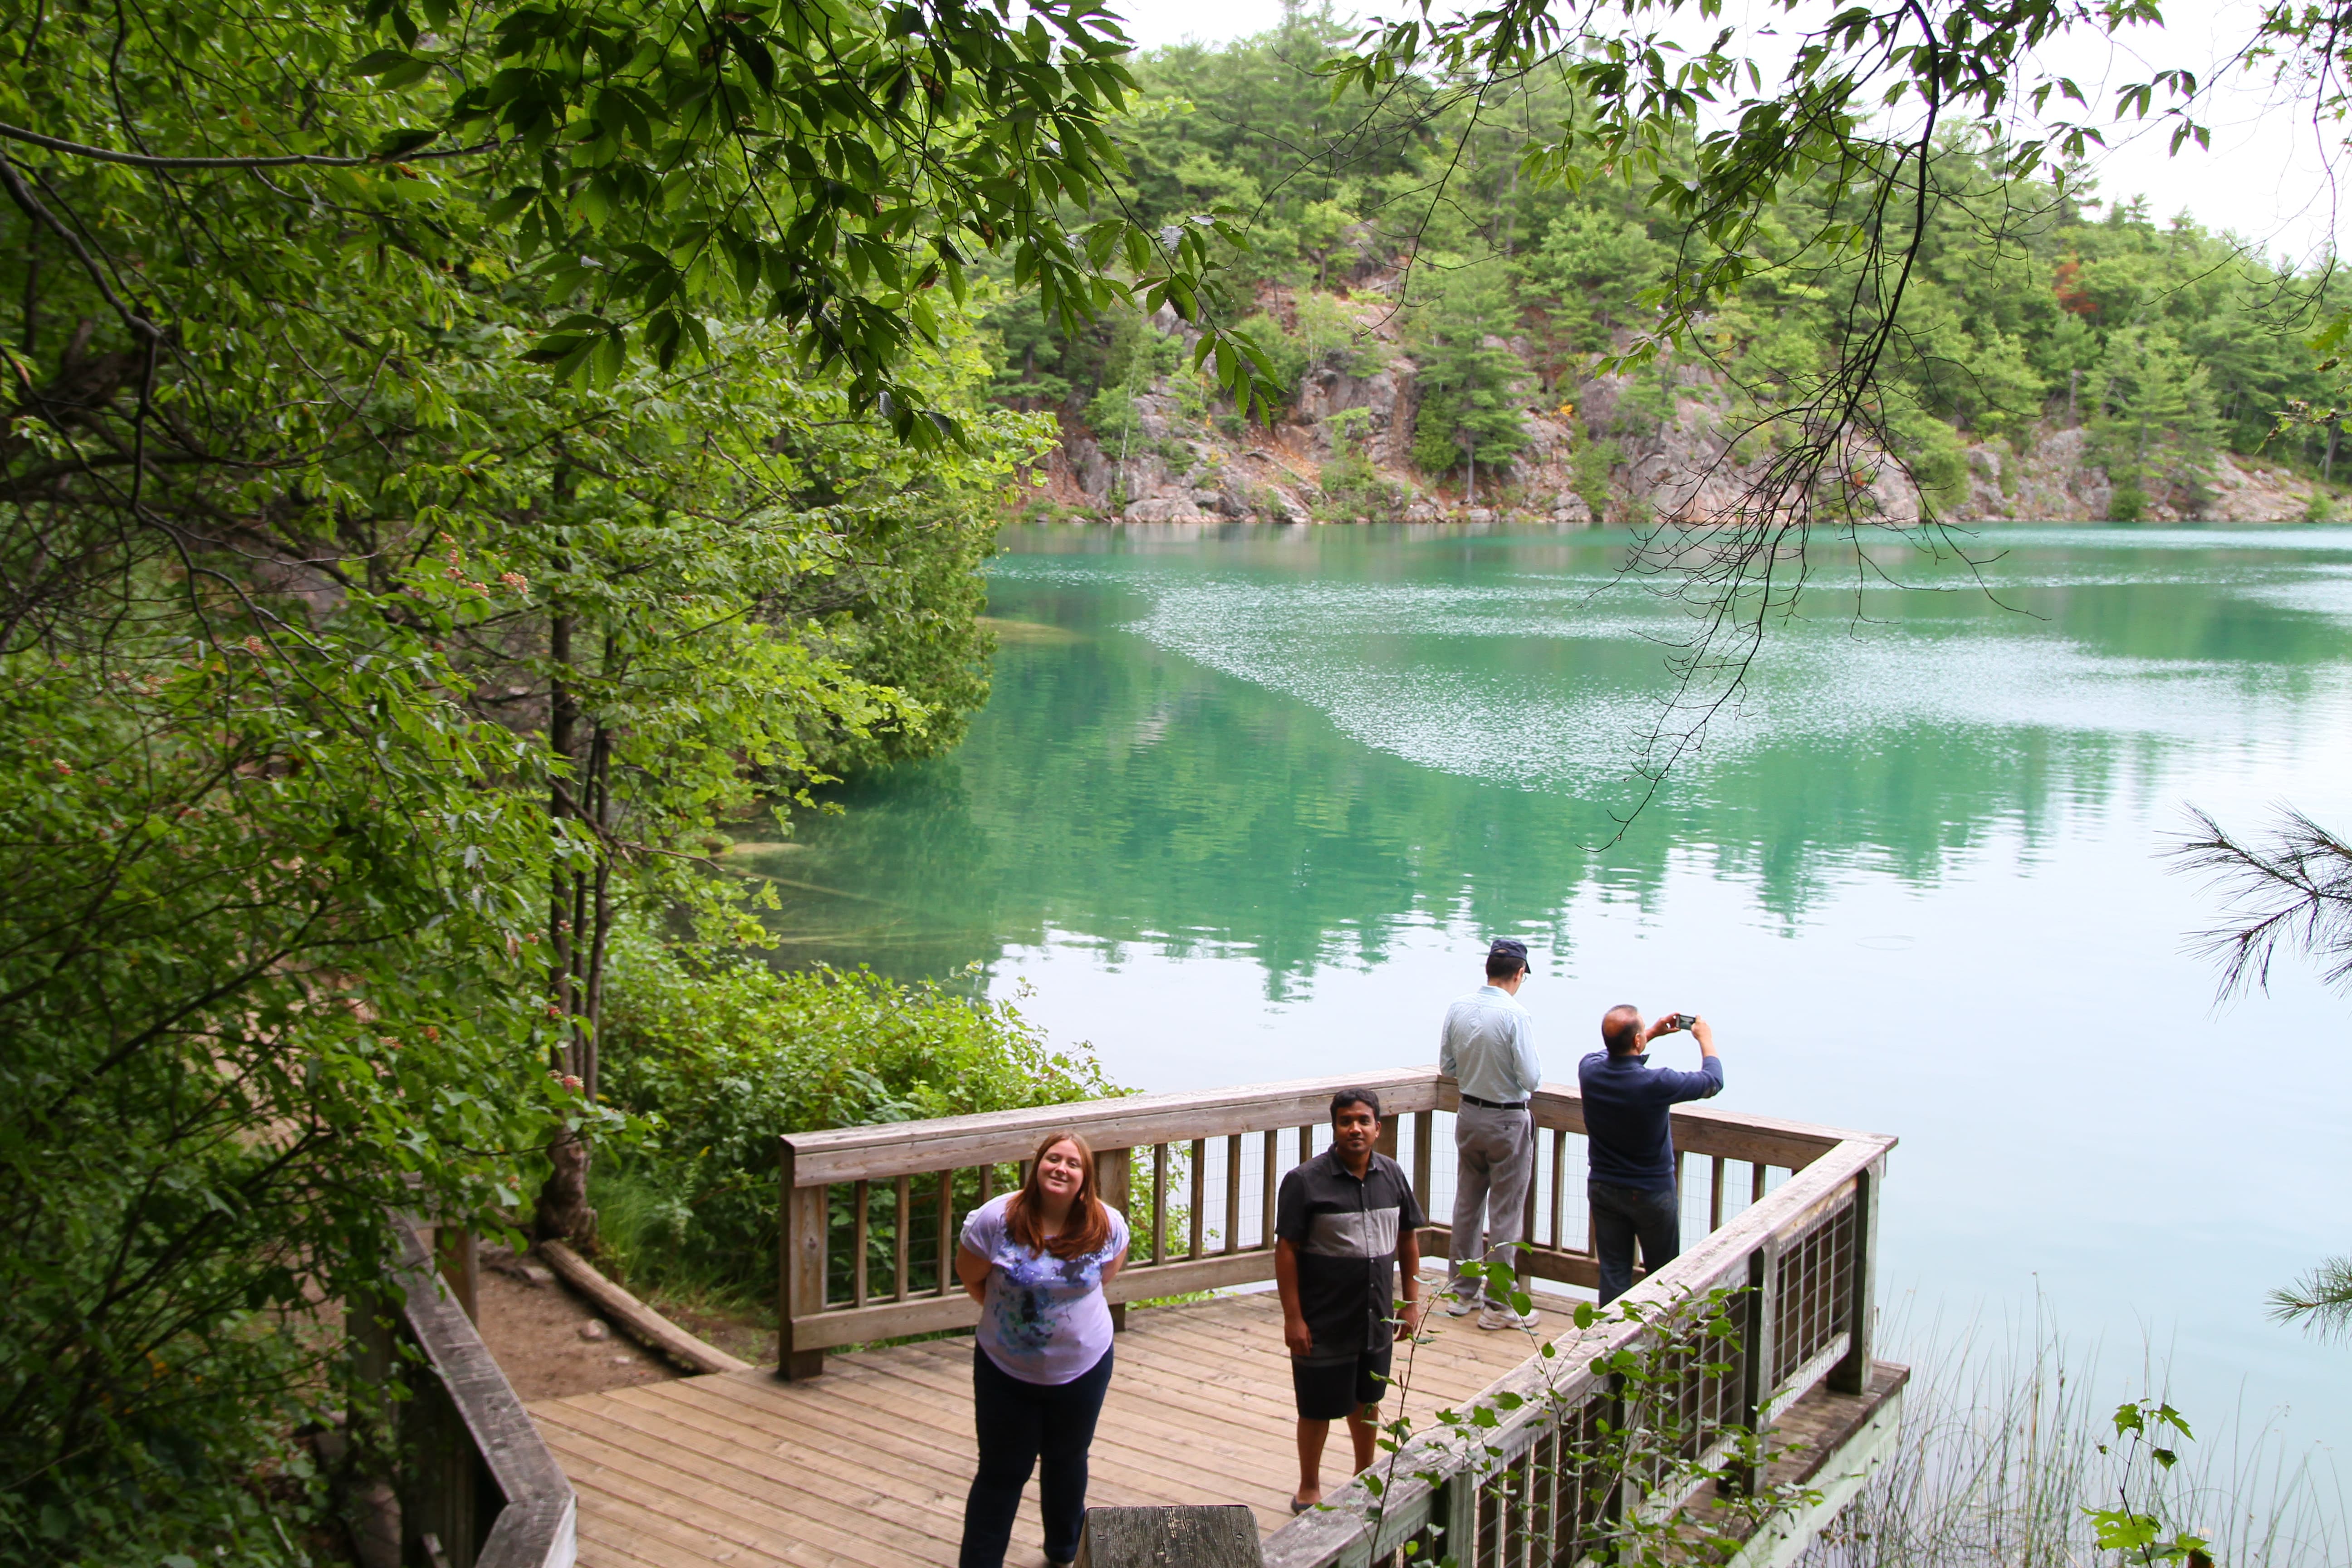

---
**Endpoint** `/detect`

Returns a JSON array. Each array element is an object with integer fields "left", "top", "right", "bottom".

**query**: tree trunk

[
  {"left": 579, "top": 716, "right": 614, "bottom": 1107},
  {"left": 545, "top": 600, "right": 576, "bottom": 1059},
  {"left": 535, "top": 518, "right": 598, "bottom": 1247},
  {"left": 537, "top": 1133, "right": 596, "bottom": 1248}
]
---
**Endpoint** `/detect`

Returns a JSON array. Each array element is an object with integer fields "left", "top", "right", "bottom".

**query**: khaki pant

[{"left": 1449, "top": 1103, "right": 1534, "bottom": 1303}]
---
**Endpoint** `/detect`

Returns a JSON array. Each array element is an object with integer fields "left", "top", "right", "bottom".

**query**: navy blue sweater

[{"left": 1578, "top": 1050, "right": 1725, "bottom": 1192}]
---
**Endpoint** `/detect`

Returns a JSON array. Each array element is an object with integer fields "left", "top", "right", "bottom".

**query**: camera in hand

[{"left": 1670, "top": 1013, "right": 1698, "bottom": 1032}]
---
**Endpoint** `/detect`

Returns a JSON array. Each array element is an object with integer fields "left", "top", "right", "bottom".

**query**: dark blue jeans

[
  {"left": 1590, "top": 1181, "right": 1682, "bottom": 1305},
  {"left": 959, "top": 1343, "right": 1114, "bottom": 1568}
]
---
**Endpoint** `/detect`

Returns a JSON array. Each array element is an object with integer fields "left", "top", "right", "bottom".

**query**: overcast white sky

[{"left": 1110, "top": 0, "right": 2352, "bottom": 264}]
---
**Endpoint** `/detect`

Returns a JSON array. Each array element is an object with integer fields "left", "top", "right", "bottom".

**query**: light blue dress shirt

[{"left": 1439, "top": 985, "right": 1543, "bottom": 1103}]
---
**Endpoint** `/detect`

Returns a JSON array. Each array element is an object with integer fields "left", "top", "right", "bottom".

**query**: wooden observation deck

[{"left": 387, "top": 1068, "right": 1905, "bottom": 1568}]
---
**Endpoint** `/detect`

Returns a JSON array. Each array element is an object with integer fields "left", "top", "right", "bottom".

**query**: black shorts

[{"left": 1290, "top": 1347, "right": 1393, "bottom": 1421}]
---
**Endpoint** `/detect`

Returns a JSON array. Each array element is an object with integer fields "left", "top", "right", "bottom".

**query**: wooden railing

[
  {"left": 1259, "top": 1125, "right": 1890, "bottom": 1568},
  {"left": 775, "top": 1068, "right": 1882, "bottom": 1385},
  {"left": 353, "top": 1221, "right": 577, "bottom": 1568}
]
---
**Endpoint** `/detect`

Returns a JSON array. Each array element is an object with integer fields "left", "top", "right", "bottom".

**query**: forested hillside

[{"left": 986, "top": 8, "right": 2349, "bottom": 525}]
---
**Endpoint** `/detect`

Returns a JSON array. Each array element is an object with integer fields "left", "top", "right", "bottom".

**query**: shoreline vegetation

[
  {"left": 588, "top": 935, "right": 1118, "bottom": 1310},
  {"left": 1799, "top": 1313, "right": 2347, "bottom": 1568}
]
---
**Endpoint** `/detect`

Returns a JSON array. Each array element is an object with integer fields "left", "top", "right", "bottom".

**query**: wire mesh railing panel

[
  {"left": 1773, "top": 1198, "right": 1856, "bottom": 1375},
  {"left": 1544, "top": 1395, "right": 1608, "bottom": 1568}
]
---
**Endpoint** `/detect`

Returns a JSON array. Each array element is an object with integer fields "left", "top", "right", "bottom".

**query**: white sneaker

[
  {"left": 1443, "top": 1289, "right": 1480, "bottom": 1317},
  {"left": 1477, "top": 1303, "right": 1539, "bottom": 1331}
]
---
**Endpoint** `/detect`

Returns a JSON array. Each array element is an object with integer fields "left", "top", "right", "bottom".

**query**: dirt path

[
  {"left": 471, "top": 1244, "right": 677, "bottom": 1403},
  {"left": 471, "top": 1244, "right": 776, "bottom": 1402}
]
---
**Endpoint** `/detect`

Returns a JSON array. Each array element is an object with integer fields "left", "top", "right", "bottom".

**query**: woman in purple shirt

[{"left": 954, "top": 1131, "right": 1129, "bottom": 1568}]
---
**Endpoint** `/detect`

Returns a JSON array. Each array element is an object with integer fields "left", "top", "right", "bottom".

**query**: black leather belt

[{"left": 1460, "top": 1094, "right": 1528, "bottom": 1111}]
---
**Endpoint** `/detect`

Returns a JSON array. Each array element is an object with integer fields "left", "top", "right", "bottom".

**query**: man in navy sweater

[{"left": 1578, "top": 1006, "right": 1723, "bottom": 1304}]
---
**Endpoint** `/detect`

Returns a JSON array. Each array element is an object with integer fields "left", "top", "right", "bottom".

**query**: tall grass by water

[{"left": 1798, "top": 1310, "right": 2345, "bottom": 1568}]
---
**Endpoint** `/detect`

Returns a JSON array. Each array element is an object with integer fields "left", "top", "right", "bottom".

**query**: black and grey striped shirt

[{"left": 1275, "top": 1147, "right": 1426, "bottom": 1360}]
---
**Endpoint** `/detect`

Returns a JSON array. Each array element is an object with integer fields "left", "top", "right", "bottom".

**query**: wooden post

[
  {"left": 1223, "top": 1136, "right": 1242, "bottom": 1255},
  {"left": 1411, "top": 1110, "right": 1433, "bottom": 1214},
  {"left": 893, "top": 1175, "right": 911, "bottom": 1303},
  {"left": 1076, "top": 1504, "right": 1263, "bottom": 1567},
  {"left": 1439, "top": 1470, "right": 1476, "bottom": 1568},
  {"left": 398, "top": 1350, "right": 476, "bottom": 1568},
  {"left": 1522, "top": 1142, "right": 1539, "bottom": 1254},
  {"left": 1261, "top": 1131, "right": 1278, "bottom": 1250},
  {"left": 432, "top": 1225, "right": 477, "bottom": 1325},
  {"left": 1733, "top": 1234, "right": 1783, "bottom": 1494},
  {"left": 1829, "top": 1159, "right": 1882, "bottom": 1395},
  {"left": 1151, "top": 1144, "right": 1169, "bottom": 1267},
  {"left": 778, "top": 1139, "right": 827, "bottom": 1381},
  {"left": 1097, "top": 1147, "right": 1131, "bottom": 1333},
  {"left": 1550, "top": 1127, "right": 1568, "bottom": 1250},
  {"left": 936, "top": 1169, "right": 955, "bottom": 1298},
  {"left": 1188, "top": 1138, "right": 1205, "bottom": 1259},
  {"left": 851, "top": 1179, "right": 870, "bottom": 1308}
]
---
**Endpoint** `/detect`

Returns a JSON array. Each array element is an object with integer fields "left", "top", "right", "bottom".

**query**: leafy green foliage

[
  {"left": 3, "top": 0, "right": 1295, "bottom": 431},
  {"left": 1408, "top": 259, "right": 1532, "bottom": 490},
  {"left": 591, "top": 940, "right": 1116, "bottom": 1300},
  {"left": 2091, "top": 327, "right": 2220, "bottom": 519},
  {"left": 0, "top": 603, "right": 580, "bottom": 1555},
  {"left": 0, "top": 0, "right": 1088, "bottom": 1543},
  {"left": 2087, "top": 1400, "right": 2215, "bottom": 1566}
]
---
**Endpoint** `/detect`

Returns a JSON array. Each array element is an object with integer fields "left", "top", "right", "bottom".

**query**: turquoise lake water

[{"left": 743, "top": 522, "right": 2352, "bottom": 1474}]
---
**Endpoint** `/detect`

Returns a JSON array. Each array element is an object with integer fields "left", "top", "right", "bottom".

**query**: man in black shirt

[
  {"left": 1274, "top": 1089, "right": 1428, "bottom": 1512},
  {"left": 1578, "top": 1006, "right": 1724, "bottom": 1304}
]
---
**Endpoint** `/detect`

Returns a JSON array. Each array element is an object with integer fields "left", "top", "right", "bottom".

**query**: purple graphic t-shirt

[{"left": 961, "top": 1193, "right": 1128, "bottom": 1385}]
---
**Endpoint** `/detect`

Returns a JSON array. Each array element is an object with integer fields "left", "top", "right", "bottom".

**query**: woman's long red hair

[{"left": 1006, "top": 1132, "right": 1113, "bottom": 1260}]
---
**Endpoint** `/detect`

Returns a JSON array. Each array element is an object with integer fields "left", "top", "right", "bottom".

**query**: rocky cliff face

[
  {"left": 1027, "top": 297, "right": 2328, "bottom": 527},
  {"left": 1954, "top": 426, "right": 2321, "bottom": 522}
]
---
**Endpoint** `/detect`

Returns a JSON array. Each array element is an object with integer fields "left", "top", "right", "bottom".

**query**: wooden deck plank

[
  {"left": 540, "top": 1431, "right": 858, "bottom": 1568},
  {"left": 816, "top": 1350, "right": 1298, "bottom": 1508},
  {"left": 539, "top": 1417, "right": 930, "bottom": 1568},
  {"left": 570, "top": 1502, "right": 800, "bottom": 1568},
  {"left": 532, "top": 1289, "right": 1611, "bottom": 1568},
  {"left": 548, "top": 1383, "right": 971, "bottom": 1552},
  {"left": 608, "top": 1379, "right": 973, "bottom": 1517}
]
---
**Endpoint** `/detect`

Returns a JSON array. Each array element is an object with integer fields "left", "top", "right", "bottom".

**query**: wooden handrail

[
  {"left": 385, "top": 1222, "right": 577, "bottom": 1568},
  {"left": 780, "top": 1067, "right": 1444, "bottom": 1186},
  {"left": 780, "top": 1068, "right": 1866, "bottom": 1186}
]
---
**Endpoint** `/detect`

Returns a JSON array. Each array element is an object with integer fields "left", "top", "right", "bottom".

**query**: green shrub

[
  {"left": 1321, "top": 407, "right": 1403, "bottom": 519},
  {"left": 1572, "top": 431, "right": 1623, "bottom": 522},
  {"left": 1237, "top": 311, "right": 1311, "bottom": 409},
  {"left": 593, "top": 939, "right": 1118, "bottom": 1303}
]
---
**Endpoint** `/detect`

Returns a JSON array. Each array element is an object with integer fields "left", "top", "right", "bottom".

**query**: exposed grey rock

[
  {"left": 1026, "top": 296, "right": 2327, "bottom": 528},
  {"left": 578, "top": 1318, "right": 610, "bottom": 1342}
]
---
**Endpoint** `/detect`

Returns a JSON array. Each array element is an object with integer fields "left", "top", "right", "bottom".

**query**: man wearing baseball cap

[{"left": 1437, "top": 938, "right": 1543, "bottom": 1329}]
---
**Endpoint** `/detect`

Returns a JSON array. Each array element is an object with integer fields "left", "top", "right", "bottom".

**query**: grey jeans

[{"left": 1449, "top": 1102, "right": 1534, "bottom": 1302}]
